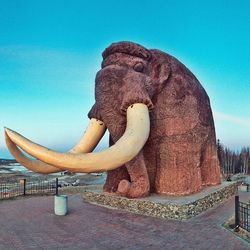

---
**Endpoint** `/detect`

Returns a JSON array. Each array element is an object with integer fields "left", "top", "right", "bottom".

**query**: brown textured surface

[{"left": 88, "top": 41, "right": 221, "bottom": 198}]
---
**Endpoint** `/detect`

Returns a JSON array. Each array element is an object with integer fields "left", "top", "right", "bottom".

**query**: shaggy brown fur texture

[{"left": 88, "top": 41, "right": 221, "bottom": 198}]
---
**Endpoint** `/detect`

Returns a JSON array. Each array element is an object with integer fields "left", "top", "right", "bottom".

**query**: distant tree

[
  {"left": 217, "top": 139, "right": 223, "bottom": 166},
  {"left": 217, "top": 139, "right": 224, "bottom": 173},
  {"left": 216, "top": 139, "right": 250, "bottom": 176},
  {"left": 240, "top": 147, "right": 250, "bottom": 174}
]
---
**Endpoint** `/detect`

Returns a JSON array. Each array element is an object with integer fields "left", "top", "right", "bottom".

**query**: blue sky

[{"left": 1, "top": 0, "right": 250, "bottom": 158}]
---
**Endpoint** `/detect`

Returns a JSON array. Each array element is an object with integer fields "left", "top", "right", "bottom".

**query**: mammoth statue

[{"left": 5, "top": 41, "right": 221, "bottom": 198}]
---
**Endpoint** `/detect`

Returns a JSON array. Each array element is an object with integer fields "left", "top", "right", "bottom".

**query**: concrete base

[{"left": 82, "top": 182, "right": 238, "bottom": 220}]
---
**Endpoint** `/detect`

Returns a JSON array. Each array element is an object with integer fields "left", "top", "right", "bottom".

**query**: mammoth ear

[{"left": 155, "top": 63, "right": 171, "bottom": 85}]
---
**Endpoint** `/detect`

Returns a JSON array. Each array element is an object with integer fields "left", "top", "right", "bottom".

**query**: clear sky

[{"left": 1, "top": 0, "right": 250, "bottom": 158}]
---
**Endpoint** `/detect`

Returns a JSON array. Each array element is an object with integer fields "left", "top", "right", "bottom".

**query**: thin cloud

[
  {"left": 214, "top": 111, "right": 250, "bottom": 127},
  {"left": 0, "top": 45, "right": 98, "bottom": 92},
  {"left": 0, "top": 45, "right": 99, "bottom": 74},
  {"left": 0, "top": 45, "right": 83, "bottom": 60}
]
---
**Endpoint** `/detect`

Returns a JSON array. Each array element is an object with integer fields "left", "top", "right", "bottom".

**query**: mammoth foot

[
  {"left": 117, "top": 178, "right": 150, "bottom": 198},
  {"left": 103, "top": 167, "right": 130, "bottom": 193}
]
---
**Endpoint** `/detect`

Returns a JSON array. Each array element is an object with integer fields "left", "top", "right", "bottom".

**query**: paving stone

[{"left": 0, "top": 192, "right": 249, "bottom": 249}]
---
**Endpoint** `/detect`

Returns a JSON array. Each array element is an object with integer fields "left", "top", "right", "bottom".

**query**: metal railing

[
  {"left": 0, "top": 178, "right": 57, "bottom": 200},
  {"left": 235, "top": 195, "right": 250, "bottom": 232}
]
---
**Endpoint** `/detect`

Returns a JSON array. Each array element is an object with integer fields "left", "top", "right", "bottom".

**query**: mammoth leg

[
  {"left": 103, "top": 166, "right": 130, "bottom": 193},
  {"left": 117, "top": 151, "right": 150, "bottom": 198},
  {"left": 155, "top": 141, "right": 203, "bottom": 196},
  {"left": 103, "top": 135, "right": 130, "bottom": 193},
  {"left": 201, "top": 141, "right": 221, "bottom": 186}
]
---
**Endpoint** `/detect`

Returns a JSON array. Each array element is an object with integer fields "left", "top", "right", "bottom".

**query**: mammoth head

[
  {"left": 91, "top": 42, "right": 172, "bottom": 122},
  {"left": 5, "top": 42, "right": 173, "bottom": 174},
  {"left": 99, "top": 42, "right": 171, "bottom": 103}
]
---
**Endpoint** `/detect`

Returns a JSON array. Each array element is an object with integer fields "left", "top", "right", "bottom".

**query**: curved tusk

[
  {"left": 70, "top": 118, "right": 106, "bottom": 153},
  {"left": 5, "top": 131, "right": 59, "bottom": 174},
  {"left": 5, "top": 103, "right": 150, "bottom": 173},
  {"left": 5, "top": 118, "right": 106, "bottom": 173}
]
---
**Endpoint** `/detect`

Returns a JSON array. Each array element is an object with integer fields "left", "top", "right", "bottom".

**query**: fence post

[
  {"left": 23, "top": 179, "right": 26, "bottom": 196},
  {"left": 235, "top": 195, "right": 240, "bottom": 231},
  {"left": 56, "top": 178, "right": 59, "bottom": 196}
]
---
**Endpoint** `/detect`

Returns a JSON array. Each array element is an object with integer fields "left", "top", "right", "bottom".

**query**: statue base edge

[{"left": 82, "top": 182, "right": 238, "bottom": 220}]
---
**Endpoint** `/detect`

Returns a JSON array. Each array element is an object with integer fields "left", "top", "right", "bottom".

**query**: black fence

[
  {"left": 235, "top": 195, "right": 250, "bottom": 232},
  {"left": 0, "top": 178, "right": 57, "bottom": 200}
]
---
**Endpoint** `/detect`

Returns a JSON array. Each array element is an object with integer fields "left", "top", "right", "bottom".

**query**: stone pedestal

[{"left": 83, "top": 182, "right": 238, "bottom": 220}]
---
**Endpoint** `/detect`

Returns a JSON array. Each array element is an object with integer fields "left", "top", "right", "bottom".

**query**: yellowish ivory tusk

[
  {"left": 5, "top": 132, "right": 59, "bottom": 174},
  {"left": 5, "top": 103, "right": 150, "bottom": 173},
  {"left": 69, "top": 118, "right": 106, "bottom": 153},
  {"left": 5, "top": 118, "right": 106, "bottom": 173}
]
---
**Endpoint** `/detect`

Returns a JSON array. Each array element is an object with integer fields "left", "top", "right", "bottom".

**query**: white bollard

[
  {"left": 54, "top": 195, "right": 68, "bottom": 216},
  {"left": 239, "top": 185, "right": 248, "bottom": 192}
]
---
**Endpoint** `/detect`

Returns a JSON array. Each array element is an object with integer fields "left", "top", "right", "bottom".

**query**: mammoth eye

[{"left": 133, "top": 62, "right": 144, "bottom": 72}]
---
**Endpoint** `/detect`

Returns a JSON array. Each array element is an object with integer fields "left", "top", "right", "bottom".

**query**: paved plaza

[{"left": 0, "top": 191, "right": 249, "bottom": 249}]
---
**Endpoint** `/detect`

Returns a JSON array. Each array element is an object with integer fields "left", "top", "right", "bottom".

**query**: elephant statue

[{"left": 5, "top": 41, "right": 221, "bottom": 198}]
